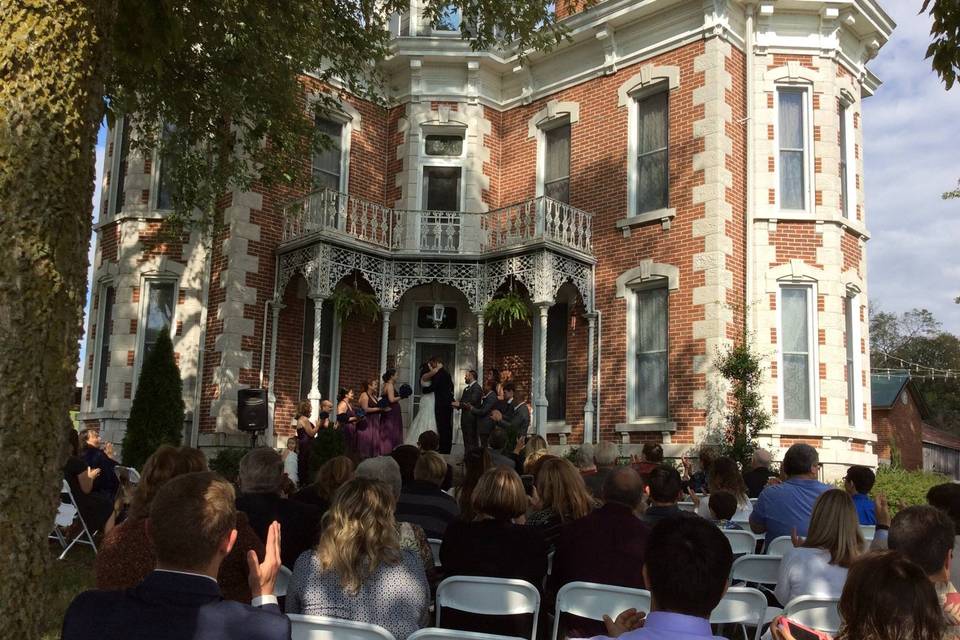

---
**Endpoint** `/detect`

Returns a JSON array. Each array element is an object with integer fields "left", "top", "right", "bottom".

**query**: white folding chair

[
  {"left": 782, "top": 596, "right": 841, "bottom": 634},
  {"left": 51, "top": 479, "right": 98, "bottom": 560},
  {"left": 436, "top": 576, "right": 540, "bottom": 640},
  {"left": 859, "top": 525, "right": 875, "bottom": 540},
  {"left": 408, "top": 629, "right": 523, "bottom": 640},
  {"left": 276, "top": 565, "right": 293, "bottom": 598},
  {"left": 115, "top": 465, "right": 141, "bottom": 484},
  {"left": 552, "top": 581, "right": 652, "bottom": 640},
  {"left": 765, "top": 536, "right": 794, "bottom": 557},
  {"left": 723, "top": 530, "right": 759, "bottom": 556},
  {"left": 428, "top": 538, "right": 442, "bottom": 567},
  {"left": 287, "top": 613, "right": 396, "bottom": 640},
  {"left": 709, "top": 586, "right": 768, "bottom": 640},
  {"left": 678, "top": 501, "right": 697, "bottom": 513},
  {"left": 547, "top": 551, "right": 555, "bottom": 576},
  {"left": 729, "top": 555, "right": 783, "bottom": 625}
]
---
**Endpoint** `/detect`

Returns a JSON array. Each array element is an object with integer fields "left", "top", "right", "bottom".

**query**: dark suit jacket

[
  {"left": 236, "top": 492, "right": 322, "bottom": 569},
  {"left": 495, "top": 400, "right": 530, "bottom": 437},
  {"left": 469, "top": 391, "right": 498, "bottom": 436},
  {"left": 459, "top": 381, "right": 483, "bottom": 429},
  {"left": 62, "top": 570, "right": 290, "bottom": 640},
  {"left": 83, "top": 445, "right": 120, "bottom": 498},
  {"left": 440, "top": 519, "right": 548, "bottom": 591},
  {"left": 432, "top": 367, "right": 455, "bottom": 406}
]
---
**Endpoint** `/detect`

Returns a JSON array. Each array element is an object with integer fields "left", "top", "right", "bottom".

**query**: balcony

[{"left": 280, "top": 189, "right": 593, "bottom": 257}]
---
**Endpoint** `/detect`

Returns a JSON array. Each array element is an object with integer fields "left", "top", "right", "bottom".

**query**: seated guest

[
  {"left": 487, "top": 427, "right": 518, "bottom": 470},
  {"left": 63, "top": 472, "right": 289, "bottom": 640},
  {"left": 642, "top": 465, "right": 687, "bottom": 527},
  {"left": 774, "top": 489, "right": 862, "bottom": 607},
  {"left": 292, "top": 455, "right": 354, "bottom": 510},
  {"left": 391, "top": 444, "right": 421, "bottom": 487},
  {"left": 585, "top": 441, "right": 619, "bottom": 498},
  {"left": 356, "top": 456, "right": 435, "bottom": 574},
  {"left": 80, "top": 427, "right": 120, "bottom": 499},
  {"left": 750, "top": 443, "right": 830, "bottom": 549},
  {"left": 682, "top": 448, "right": 715, "bottom": 494},
  {"left": 708, "top": 491, "right": 743, "bottom": 530},
  {"left": 742, "top": 448, "right": 775, "bottom": 499},
  {"left": 691, "top": 457, "right": 752, "bottom": 522},
  {"left": 441, "top": 467, "right": 548, "bottom": 590},
  {"left": 631, "top": 443, "right": 663, "bottom": 483},
  {"left": 237, "top": 447, "right": 322, "bottom": 569},
  {"left": 455, "top": 447, "right": 492, "bottom": 521},
  {"left": 843, "top": 464, "right": 876, "bottom": 525},
  {"left": 886, "top": 505, "right": 960, "bottom": 634},
  {"left": 396, "top": 451, "right": 460, "bottom": 539},
  {"left": 785, "top": 551, "right": 945, "bottom": 640},
  {"left": 516, "top": 433, "right": 548, "bottom": 475},
  {"left": 590, "top": 514, "right": 734, "bottom": 640},
  {"left": 63, "top": 429, "right": 116, "bottom": 536},
  {"left": 549, "top": 467, "right": 650, "bottom": 638},
  {"left": 575, "top": 443, "right": 598, "bottom": 476},
  {"left": 417, "top": 430, "right": 453, "bottom": 490},
  {"left": 528, "top": 456, "right": 595, "bottom": 546},
  {"left": 927, "top": 482, "right": 960, "bottom": 590},
  {"left": 286, "top": 478, "right": 429, "bottom": 639},
  {"left": 96, "top": 445, "right": 263, "bottom": 602}
]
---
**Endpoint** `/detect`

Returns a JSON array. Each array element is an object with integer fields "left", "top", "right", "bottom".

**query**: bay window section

[
  {"left": 781, "top": 286, "right": 814, "bottom": 421},
  {"left": 155, "top": 123, "right": 176, "bottom": 211},
  {"left": 110, "top": 118, "right": 131, "bottom": 216},
  {"left": 634, "top": 287, "right": 668, "bottom": 419},
  {"left": 839, "top": 101, "right": 852, "bottom": 218},
  {"left": 545, "top": 303, "right": 568, "bottom": 421},
  {"left": 95, "top": 285, "right": 116, "bottom": 408},
  {"left": 140, "top": 281, "right": 176, "bottom": 366},
  {"left": 845, "top": 295, "right": 859, "bottom": 427},
  {"left": 778, "top": 89, "right": 807, "bottom": 210},
  {"left": 636, "top": 91, "right": 669, "bottom": 214}
]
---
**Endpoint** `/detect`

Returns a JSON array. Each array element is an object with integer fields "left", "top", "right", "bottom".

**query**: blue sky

[{"left": 75, "top": 7, "right": 960, "bottom": 385}]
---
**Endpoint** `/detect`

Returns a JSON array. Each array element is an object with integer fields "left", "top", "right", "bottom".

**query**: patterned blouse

[{"left": 286, "top": 548, "right": 429, "bottom": 640}]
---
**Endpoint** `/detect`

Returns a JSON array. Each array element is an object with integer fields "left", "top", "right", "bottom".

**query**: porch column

[
  {"left": 533, "top": 302, "right": 550, "bottom": 435},
  {"left": 266, "top": 299, "right": 284, "bottom": 446},
  {"left": 379, "top": 308, "right": 392, "bottom": 376},
  {"left": 308, "top": 295, "right": 325, "bottom": 407},
  {"left": 583, "top": 312, "right": 597, "bottom": 445},
  {"left": 476, "top": 311, "right": 484, "bottom": 382}
]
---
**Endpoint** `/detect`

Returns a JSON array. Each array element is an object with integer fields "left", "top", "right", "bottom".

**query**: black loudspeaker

[{"left": 238, "top": 388, "right": 268, "bottom": 433}]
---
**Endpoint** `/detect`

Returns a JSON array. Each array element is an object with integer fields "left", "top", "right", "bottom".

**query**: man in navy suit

[{"left": 62, "top": 471, "right": 291, "bottom": 640}]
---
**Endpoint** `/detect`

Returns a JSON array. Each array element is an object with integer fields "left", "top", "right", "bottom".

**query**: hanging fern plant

[
  {"left": 330, "top": 287, "right": 380, "bottom": 323},
  {"left": 484, "top": 291, "right": 530, "bottom": 332}
]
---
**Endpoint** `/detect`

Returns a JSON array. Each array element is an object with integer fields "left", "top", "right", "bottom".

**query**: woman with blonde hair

[
  {"left": 441, "top": 467, "right": 548, "bottom": 593},
  {"left": 774, "top": 488, "right": 863, "bottom": 606},
  {"left": 286, "top": 477, "right": 429, "bottom": 639},
  {"left": 528, "top": 456, "right": 595, "bottom": 545},
  {"left": 293, "top": 455, "right": 355, "bottom": 509}
]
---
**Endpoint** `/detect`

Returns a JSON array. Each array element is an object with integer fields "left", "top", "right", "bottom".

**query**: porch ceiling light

[{"left": 432, "top": 303, "right": 446, "bottom": 329}]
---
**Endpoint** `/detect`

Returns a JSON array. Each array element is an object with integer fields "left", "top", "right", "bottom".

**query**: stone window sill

[
  {"left": 615, "top": 420, "right": 676, "bottom": 433},
  {"left": 543, "top": 420, "right": 571, "bottom": 434},
  {"left": 616, "top": 208, "right": 676, "bottom": 235}
]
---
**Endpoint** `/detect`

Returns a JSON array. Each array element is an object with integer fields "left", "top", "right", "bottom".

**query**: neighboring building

[
  {"left": 79, "top": 0, "right": 893, "bottom": 478},
  {"left": 872, "top": 371, "right": 960, "bottom": 479}
]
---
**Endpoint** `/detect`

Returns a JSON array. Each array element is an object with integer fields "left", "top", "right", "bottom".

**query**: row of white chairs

[{"left": 287, "top": 575, "right": 840, "bottom": 640}]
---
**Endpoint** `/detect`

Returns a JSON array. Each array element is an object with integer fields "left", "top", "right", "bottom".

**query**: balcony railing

[{"left": 282, "top": 189, "right": 593, "bottom": 255}]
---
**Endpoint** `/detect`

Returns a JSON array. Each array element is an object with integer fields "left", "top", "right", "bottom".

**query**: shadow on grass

[{"left": 42, "top": 543, "right": 96, "bottom": 640}]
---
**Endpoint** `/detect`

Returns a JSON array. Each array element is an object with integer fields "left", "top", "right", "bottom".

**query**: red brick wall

[
  {"left": 336, "top": 314, "right": 382, "bottom": 400},
  {"left": 273, "top": 277, "right": 307, "bottom": 439},
  {"left": 841, "top": 230, "right": 861, "bottom": 277},
  {"left": 769, "top": 222, "right": 823, "bottom": 268},
  {"left": 101, "top": 223, "right": 120, "bottom": 263},
  {"left": 872, "top": 393, "right": 924, "bottom": 469}
]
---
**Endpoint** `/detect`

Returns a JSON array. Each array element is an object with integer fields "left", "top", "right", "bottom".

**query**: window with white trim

[
  {"left": 778, "top": 88, "right": 809, "bottom": 211},
  {"left": 839, "top": 101, "right": 853, "bottom": 219},
  {"left": 155, "top": 123, "right": 176, "bottom": 211},
  {"left": 780, "top": 285, "right": 815, "bottom": 421},
  {"left": 299, "top": 298, "right": 336, "bottom": 401},
  {"left": 420, "top": 130, "right": 464, "bottom": 252},
  {"left": 635, "top": 91, "right": 669, "bottom": 214},
  {"left": 94, "top": 285, "right": 116, "bottom": 408},
  {"left": 139, "top": 280, "right": 176, "bottom": 367},
  {"left": 542, "top": 122, "right": 570, "bottom": 203},
  {"left": 109, "top": 118, "right": 131, "bottom": 216},
  {"left": 634, "top": 286, "right": 669, "bottom": 419},
  {"left": 845, "top": 294, "right": 860, "bottom": 427},
  {"left": 545, "top": 303, "right": 568, "bottom": 421},
  {"left": 313, "top": 117, "right": 344, "bottom": 191}
]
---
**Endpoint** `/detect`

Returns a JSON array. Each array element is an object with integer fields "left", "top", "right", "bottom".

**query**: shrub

[
  {"left": 122, "top": 331, "right": 185, "bottom": 469},
  {"left": 310, "top": 427, "right": 346, "bottom": 472},
  {"left": 873, "top": 466, "right": 950, "bottom": 512},
  {"left": 209, "top": 447, "right": 248, "bottom": 485},
  {"left": 714, "top": 337, "right": 772, "bottom": 468}
]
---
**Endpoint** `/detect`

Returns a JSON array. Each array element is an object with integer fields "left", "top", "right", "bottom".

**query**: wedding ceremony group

[{"left": 9, "top": 0, "right": 960, "bottom": 638}]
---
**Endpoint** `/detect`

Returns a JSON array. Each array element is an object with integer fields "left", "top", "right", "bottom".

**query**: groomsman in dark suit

[
  {"left": 452, "top": 369, "right": 483, "bottom": 450},
  {"left": 494, "top": 382, "right": 530, "bottom": 437},
  {"left": 466, "top": 378, "right": 499, "bottom": 449}
]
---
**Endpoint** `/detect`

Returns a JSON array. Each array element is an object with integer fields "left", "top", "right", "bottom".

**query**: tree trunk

[{"left": 0, "top": 0, "right": 107, "bottom": 634}]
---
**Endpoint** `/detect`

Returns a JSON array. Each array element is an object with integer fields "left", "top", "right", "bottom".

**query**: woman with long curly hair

[
  {"left": 286, "top": 477, "right": 429, "bottom": 639},
  {"left": 527, "top": 456, "right": 595, "bottom": 546}
]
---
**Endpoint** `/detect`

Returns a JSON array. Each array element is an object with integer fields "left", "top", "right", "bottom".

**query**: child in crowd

[
  {"left": 282, "top": 436, "right": 299, "bottom": 486},
  {"left": 708, "top": 491, "right": 743, "bottom": 530},
  {"left": 844, "top": 465, "right": 877, "bottom": 525}
]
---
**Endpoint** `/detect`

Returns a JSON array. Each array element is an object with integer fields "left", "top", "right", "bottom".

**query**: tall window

[
  {"left": 781, "top": 286, "right": 814, "bottom": 421},
  {"left": 845, "top": 295, "right": 858, "bottom": 427},
  {"left": 778, "top": 89, "right": 808, "bottom": 210},
  {"left": 111, "top": 118, "right": 131, "bottom": 215},
  {"left": 141, "top": 281, "right": 176, "bottom": 364},
  {"left": 635, "top": 91, "right": 669, "bottom": 214},
  {"left": 299, "top": 299, "right": 335, "bottom": 401},
  {"left": 839, "top": 102, "right": 852, "bottom": 218},
  {"left": 635, "top": 287, "right": 668, "bottom": 418},
  {"left": 313, "top": 118, "right": 343, "bottom": 191},
  {"left": 545, "top": 303, "right": 568, "bottom": 421},
  {"left": 156, "top": 123, "right": 176, "bottom": 210},
  {"left": 543, "top": 123, "right": 570, "bottom": 203},
  {"left": 95, "top": 285, "right": 116, "bottom": 408},
  {"left": 421, "top": 132, "right": 464, "bottom": 252}
]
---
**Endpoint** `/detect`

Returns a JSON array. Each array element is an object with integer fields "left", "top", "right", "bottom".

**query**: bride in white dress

[{"left": 404, "top": 361, "right": 440, "bottom": 445}]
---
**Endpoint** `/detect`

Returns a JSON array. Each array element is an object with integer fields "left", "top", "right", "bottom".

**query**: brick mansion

[{"left": 79, "top": 0, "right": 895, "bottom": 479}]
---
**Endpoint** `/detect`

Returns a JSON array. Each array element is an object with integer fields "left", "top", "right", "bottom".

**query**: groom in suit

[
  {"left": 453, "top": 369, "right": 483, "bottom": 451},
  {"left": 430, "top": 356, "right": 456, "bottom": 454},
  {"left": 62, "top": 471, "right": 289, "bottom": 640}
]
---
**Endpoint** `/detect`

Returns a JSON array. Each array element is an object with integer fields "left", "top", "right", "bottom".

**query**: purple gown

[
  {"left": 379, "top": 398, "right": 403, "bottom": 455},
  {"left": 351, "top": 395, "right": 381, "bottom": 460}
]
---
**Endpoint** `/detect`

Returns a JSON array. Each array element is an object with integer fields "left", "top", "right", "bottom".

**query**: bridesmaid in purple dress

[
  {"left": 379, "top": 369, "right": 404, "bottom": 455},
  {"left": 356, "top": 377, "right": 387, "bottom": 459},
  {"left": 335, "top": 388, "right": 361, "bottom": 455}
]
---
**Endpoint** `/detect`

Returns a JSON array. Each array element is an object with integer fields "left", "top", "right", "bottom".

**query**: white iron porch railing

[{"left": 281, "top": 189, "right": 593, "bottom": 255}]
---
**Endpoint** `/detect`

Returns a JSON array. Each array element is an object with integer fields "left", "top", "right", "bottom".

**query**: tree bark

[{"left": 0, "top": 0, "right": 107, "bottom": 634}]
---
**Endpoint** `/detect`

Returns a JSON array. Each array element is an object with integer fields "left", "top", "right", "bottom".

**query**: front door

[{"left": 412, "top": 341, "right": 457, "bottom": 418}]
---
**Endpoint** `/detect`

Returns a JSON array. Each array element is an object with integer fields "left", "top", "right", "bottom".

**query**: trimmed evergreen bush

[
  {"left": 122, "top": 330, "right": 185, "bottom": 469},
  {"left": 309, "top": 427, "right": 346, "bottom": 475},
  {"left": 209, "top": 447, "right": 248, "bottom": 485}
]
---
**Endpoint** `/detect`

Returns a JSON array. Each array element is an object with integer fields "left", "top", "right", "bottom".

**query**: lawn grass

[{"left": 41, "top": 544, "right": 96, "bottom": 640}]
